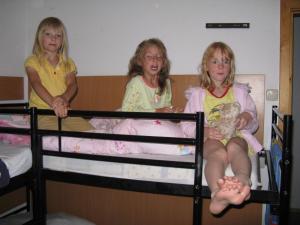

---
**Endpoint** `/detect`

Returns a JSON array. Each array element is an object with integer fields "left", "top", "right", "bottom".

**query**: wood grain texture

[
  {"left": 47, "top": 181, "right": 261, "bottom": 225},
  {"left": 280, "top": 0, "right": 300, "bottom": 114},
  {"left": 0, "top": 76, "right": 23, "bottom": 100},
  {"left": 0, "top": 188, "right": 26, "bottom": 214}
]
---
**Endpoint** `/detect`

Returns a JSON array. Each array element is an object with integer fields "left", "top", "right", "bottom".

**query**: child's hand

[
  {"left": 53, "top": 104, "right": 68, "bottom": 118},
  {"left": 205, "top": 127, "right": 224, "bottom": 140},
  {"left": 52, "top": 96, "right": 69, "bottom": 118},
  {"left": 156, "top": 107, "right": 172, "bottom": 113},
  {"left": 172, "top": 106, "right": 183, "bottom": 113},
  {"left": 235, "top": 112, "right": 252, "bottom": 130},
  {"left": 156, "top": 106, "right": 183, "bottom": 113}
]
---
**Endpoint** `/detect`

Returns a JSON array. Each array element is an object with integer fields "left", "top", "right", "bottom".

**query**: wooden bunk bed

[{"left": 0, "top": 103, "right": 39, "bottom": 224}]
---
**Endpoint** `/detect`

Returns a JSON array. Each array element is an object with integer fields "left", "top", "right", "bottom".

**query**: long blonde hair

[
  {"left": 32, "top": 17, "right": 71, "bottom": 70},
  {"left": 199, "top": 42, "right": 235, "bottom": 89},
  {"left": 127, "top": 38, "right": 171, "bottom": 95}
]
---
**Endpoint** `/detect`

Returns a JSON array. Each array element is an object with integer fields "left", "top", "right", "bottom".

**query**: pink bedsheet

[
  {"left": 0, "top": 115, "right": 31, "bottom": 145},
  {"left": 0, "top": 117, "right": 193, "bottom": 155}
]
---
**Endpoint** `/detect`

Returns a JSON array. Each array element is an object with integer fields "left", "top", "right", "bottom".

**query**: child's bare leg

[
  {"left": 203, "top": 139, "right": 230, "bottom": 214},
  {"left": 227, "top": 137, "right": 251, "bottom": 198},
  {"left": 209, "top": 137, "right": 251, "bottom": 214}
]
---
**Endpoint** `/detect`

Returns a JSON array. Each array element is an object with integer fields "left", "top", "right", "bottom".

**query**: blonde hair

[
  {"left": 199, "top": 42, "right": 235, "bottom": 89},
  {"left": 32, "top": 17, "right": 71, "bottom": 70},
  {"left": 127, "top": 38, "right": 171, "bottom": 95}
]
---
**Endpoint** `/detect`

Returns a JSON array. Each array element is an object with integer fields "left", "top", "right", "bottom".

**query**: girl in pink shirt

[{"left": 181, "top": 42, "right": 262, "bottom": 214}]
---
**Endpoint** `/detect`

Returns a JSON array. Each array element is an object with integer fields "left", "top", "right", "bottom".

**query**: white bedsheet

[
  {"left": 43, "top": 153, "right": 260, "bottom": 189},
  {"left": 0, "top": 143, "right": 32, "bottom": 178}
]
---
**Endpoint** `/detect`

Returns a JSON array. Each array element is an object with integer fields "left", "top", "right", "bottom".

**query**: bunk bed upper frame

[
  {"left": 0, "top": 74, "right": 293, "bottom": 225},
  {"left": 268, "top": 106, "right": 292, "bottom": 224},
  {"left": 34, "top": 106, "right": 292, "bottom": 225},
  {"left": 0, "top": 103, "right": 39, "bottom": 225}
]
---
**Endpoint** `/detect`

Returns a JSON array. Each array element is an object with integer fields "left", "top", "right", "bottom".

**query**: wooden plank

[
  {"left": 0, "top": 76, "right": 23, "bottom": 100},
  {"left": 47, "top": 181, "right": 261, "bottom": 225}
]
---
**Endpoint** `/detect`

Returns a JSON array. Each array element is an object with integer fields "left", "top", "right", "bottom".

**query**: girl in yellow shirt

[{"left": 25, "top": 17, "right": 93, "bottom": 131}]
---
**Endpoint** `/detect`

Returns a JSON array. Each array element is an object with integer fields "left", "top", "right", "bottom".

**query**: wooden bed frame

[
  {"left": 0, "top": 76, "right": 23, "bottom": 101},
  {"left": 43, "top": 74, "right": 265, "bottom": 225}
]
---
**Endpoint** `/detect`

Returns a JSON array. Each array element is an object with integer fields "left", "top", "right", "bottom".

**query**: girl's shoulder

[
  {"left": 232, "top": 82, "right": 252, "bottom": 94},
  {"left": 24, "top": 55, "right": 39, "bottom": 68},
  {"left": 126, "top": 75, "right": 143, "bottom": 87},
  {"left": 184, "top": 86, "right": 205, "bottom": 101},
  {"left": 129, "top": 75, "right": 142, "bottom": 83}
]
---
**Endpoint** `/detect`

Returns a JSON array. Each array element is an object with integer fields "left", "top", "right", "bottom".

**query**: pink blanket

[
  {"left": 0, "top": 115, "right": 31, "bottom": 145},
  {"left": 0, "top": 116, "right": 193, "bottom": 155}
]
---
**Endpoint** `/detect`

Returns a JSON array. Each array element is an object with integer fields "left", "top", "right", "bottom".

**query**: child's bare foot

[
  {"left": 209, "top": 177, "right": 251, "bottom": 215},
  {"left": 222, "top": 176, "right": 251, "bottom": 200},
  {"left": 220, "top": 176, "right": 241, "bottom": 190}
]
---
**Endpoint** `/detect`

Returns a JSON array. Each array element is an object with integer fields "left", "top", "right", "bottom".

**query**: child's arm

[
  {"left": 26, "top": 67, "right": 68, "bottom": 118},
  {"left": 52, "top": 72, "right": 77, "bottom": 117},
  {"left": 26, "top": 66, "right": 55, "bottom": 108},
  {"left": 60, "top": 72, "right": 78, "bottom": 106},
  {"left": 234, "top": 83, "right": 259, "bottom": 133},
  {"left": 156, "top": 80, "right": 182, "bottom": 113},
  {"left": 180, "top": 87, "right": 202, "bottom": 138},
  {"left": 235, "top": 112, "right": 253, "bottom": 130},
  {"left": 240, "top": 92, "right": 259, "bottom": 133}
]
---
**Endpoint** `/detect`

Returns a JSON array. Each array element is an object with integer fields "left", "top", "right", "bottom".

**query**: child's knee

[
  {"left": 208, "top": 148, "right": 228, "bottom": 163},
  {"left": 227, "top": 137, "right": 247, "bottom": 152}
]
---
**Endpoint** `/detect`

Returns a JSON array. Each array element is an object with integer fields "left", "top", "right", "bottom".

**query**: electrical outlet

[{"left": 266, "top": 89, "right": 279, "bottom": 101}]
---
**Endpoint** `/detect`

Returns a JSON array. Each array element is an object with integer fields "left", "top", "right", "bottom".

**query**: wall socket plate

[{"left": 266, "top": 89, "right": 279, "bottom": 101}]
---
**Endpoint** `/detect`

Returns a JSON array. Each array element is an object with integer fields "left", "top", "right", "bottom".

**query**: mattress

[
  {"left": 43, "top": 152, "right": 260, "bottom": 189},
  {"left": 0, "top": 143, "right": 32, "bottom": 178}
]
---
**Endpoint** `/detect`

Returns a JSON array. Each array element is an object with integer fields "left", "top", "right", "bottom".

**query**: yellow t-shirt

[
  {"left": 204, "top": 88, "right": 236, "bottom": 120},
  {"left": 204, "top": 88, "right": 236, "bottom": 145},
  {"left": 24, "top": 55, "right": 77, "bottom": 109},
  {"left": 204, "top": 88, "right": 254, "bottom": 155}
]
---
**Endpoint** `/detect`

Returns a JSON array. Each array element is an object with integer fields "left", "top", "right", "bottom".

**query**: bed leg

[
  {"left": 193, "top": 196, "right": 202, "bottom": 225},
  {"left": 26, "top": 183, "right": 31, "bottom": 212}
]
